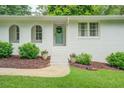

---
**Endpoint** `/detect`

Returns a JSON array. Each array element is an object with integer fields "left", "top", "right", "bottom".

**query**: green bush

[
  {"left": 106, "top": 52, "right": 124, "bottom": 69},
  {"left": 76, "top": 53, "right": 92, "bottom": 65},
  {"left": 0, "top": 41, "right": 13, "bottom": 58},
  {"left": 19, "top": 43, "right": 40, "bottom": 59}
]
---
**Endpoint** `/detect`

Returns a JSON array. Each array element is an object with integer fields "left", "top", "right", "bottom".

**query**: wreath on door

[{"left": 56, "top": 26, "right": 62, "bottom": 33}]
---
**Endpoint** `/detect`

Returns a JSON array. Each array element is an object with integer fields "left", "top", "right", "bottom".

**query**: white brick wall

[
  {"left": 0, "top": 20, "right": 124, "bottom": 63},
  {"left": 67, "top": 20, "right": 124, "bottom": 62}
]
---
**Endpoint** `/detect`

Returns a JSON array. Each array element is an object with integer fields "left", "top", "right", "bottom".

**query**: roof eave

[{"left": 0, "top": 15, "right": 123, "bottom": 21}]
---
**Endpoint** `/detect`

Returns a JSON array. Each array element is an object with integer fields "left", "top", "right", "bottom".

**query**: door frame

[{"left": 53, "top": 24, "right": 66, "bottom": 46}]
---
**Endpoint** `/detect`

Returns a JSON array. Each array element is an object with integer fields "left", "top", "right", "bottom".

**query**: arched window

[
  {"left": 31, "top": 25, "right": 42, "bottom": 43},
  {"left": 9, "top": 25, "right": 20, "bottom": 43}
]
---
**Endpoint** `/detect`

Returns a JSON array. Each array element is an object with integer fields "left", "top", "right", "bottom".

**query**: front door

[{"left": 54, "top": 24, "right": 66, "bottom": 46}]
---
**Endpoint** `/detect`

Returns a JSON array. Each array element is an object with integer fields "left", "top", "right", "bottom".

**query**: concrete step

[
  {"left": 51, "top": 48, "right": 69, "bottom": 65},
  {"left": 51, "top": 55, "right": 68, "bottom": 64},
  {"left": 51, "top": 61, "right": 69, "bottom": 65},
  {"left": 51, "top": 57, "right": 68, "bottom": 60}
]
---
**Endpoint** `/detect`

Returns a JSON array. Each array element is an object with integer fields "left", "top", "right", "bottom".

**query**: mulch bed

[
  {"left": 0, "top": 55, "right": 50, "bottom": 69},
  {"left": 69, "top": 61, "right": 120, "bottom": 71}
]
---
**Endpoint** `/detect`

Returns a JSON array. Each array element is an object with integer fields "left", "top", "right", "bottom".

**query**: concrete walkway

[{"left": 0, "top": 64, "right": 70, "bottom": 77}]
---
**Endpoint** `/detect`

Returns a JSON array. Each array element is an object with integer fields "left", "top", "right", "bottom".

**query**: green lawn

[{"left": 0, "top": 66, "right": 124, "bottom": 88}]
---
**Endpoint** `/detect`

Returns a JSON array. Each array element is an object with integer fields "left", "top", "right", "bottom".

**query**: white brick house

[{"left": 0, "top": 15, "right": 124, "bottom": 64}]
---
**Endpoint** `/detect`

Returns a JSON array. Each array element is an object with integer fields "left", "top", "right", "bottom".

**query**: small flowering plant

[
  {"left": 41, "top": 50, "right": 48, "bottom": 60},
  {"left": 70, "top": 53, "right": 76, "bottom": 63},
  {"left": 70, "top": 53, "right": 76, "bottom": 58},
  {"left": 41, "top": 50, "right": 48, "bottom": 55}
]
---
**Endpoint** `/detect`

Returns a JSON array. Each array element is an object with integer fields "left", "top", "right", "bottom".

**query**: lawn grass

[{"left": 0, "top": 66, "right": 124, "bottom": 88}]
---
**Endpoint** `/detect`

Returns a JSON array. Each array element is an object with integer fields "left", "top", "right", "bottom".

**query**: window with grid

[
  {"left": 31, "top": 25, "right": 42, "bottom": 43},
  {"left": 78, "top": 22, "right": 99, "bottom": 37},
  {"left": 78, "top": 23, "right": 88, "bottom": 36},
  {"left": 9, "top": 25, "right": 20, "bottom": 43},
  {"left": 90, "top": 23, "right": 98, "bottom": 36}
]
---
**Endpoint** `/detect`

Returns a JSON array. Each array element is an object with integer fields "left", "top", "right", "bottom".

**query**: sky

[{"left": 30, "top": 5, "right": 37, "bottom": 12}]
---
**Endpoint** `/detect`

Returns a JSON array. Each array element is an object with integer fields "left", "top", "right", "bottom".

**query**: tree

[
  {"left": 38, "top": 5, "right": 124, "bottom": 15},
  {"left": 0, "top": 5, "right": 31, "bottom": 15},
  {"left": 120, "top": 6, "right": 124, "bottom": 15},
  {"left": 36, "top": 5, "right": 48, "bottom": 15},
  {"left": 47, "top": 5, "right": 104, "bottom": 15},
  {"left": 102, "top": 5, "right": 124, "bottom": 15}
]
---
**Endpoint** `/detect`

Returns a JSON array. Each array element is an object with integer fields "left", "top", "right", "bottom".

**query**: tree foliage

[
  {"left": 0, "top": 5, "right": 31, "bottom": 15},
  {"left": 36, "top": 5, "right": 48, "bottom": 15},
  {"left": 103, "top": 6, "right": 124, "bottom": 15},
  {"left": 37, "top": 5, "right": 124, "bottom": 15},
  {"left": 0, "top": 5, "right": 123, "bottom": 16}
]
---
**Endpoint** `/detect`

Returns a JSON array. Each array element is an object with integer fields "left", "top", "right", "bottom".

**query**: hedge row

[{"left": 0, "top": 41, "right": 40, "bottom": 59}]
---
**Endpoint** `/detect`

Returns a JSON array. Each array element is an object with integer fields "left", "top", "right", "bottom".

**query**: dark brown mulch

[
  {"left": 69, "top": 61, "right": 120, "bottom": 71},
  {"left": 0, "top": 56, "right": 50, "bottom": 69}
]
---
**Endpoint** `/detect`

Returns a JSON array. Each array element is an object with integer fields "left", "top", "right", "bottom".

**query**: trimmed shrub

[
  {"left": 106, "top": 52, "right": 124, "bottom": 69},
  {"left": 76, "top": 53, "right": 92, "bottom": 65},
  {"left": 0, "top": 41, "right": 13, "bottom": 58},
  {"left": 19, "top": 43, "right": 40, "bottom": 59}
]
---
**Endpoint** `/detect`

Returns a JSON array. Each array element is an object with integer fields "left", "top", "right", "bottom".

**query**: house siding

[
  {"left": 0, "top": 20, "right": 124, "bottom": 62},
  {"left": 67, "top": 20, "right": 124, "bottom": 62},
  {"left": 0, "top": 21, "right": 54, "bottom": 55}
]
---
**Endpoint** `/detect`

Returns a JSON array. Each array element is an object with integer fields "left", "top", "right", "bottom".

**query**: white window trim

[
  {"left": 9, "top": 25, "right": 20, "bottom": 43},
  {"left": 31, "top": 25, "right": 42, "bottom": 43},
  {"left": 78, "top": 36, "right": 100, "bottom": 39},
  {"left": 78, "top": 21, "right": 100, "bottom": 39}
]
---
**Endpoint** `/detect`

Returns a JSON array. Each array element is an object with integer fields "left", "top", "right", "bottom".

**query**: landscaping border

[
  {"left": 0, "top": 55, "right": 50, "bottom": 69},
  {"left": 69, "top": 61, "right": 120, "bottom": 70}
]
